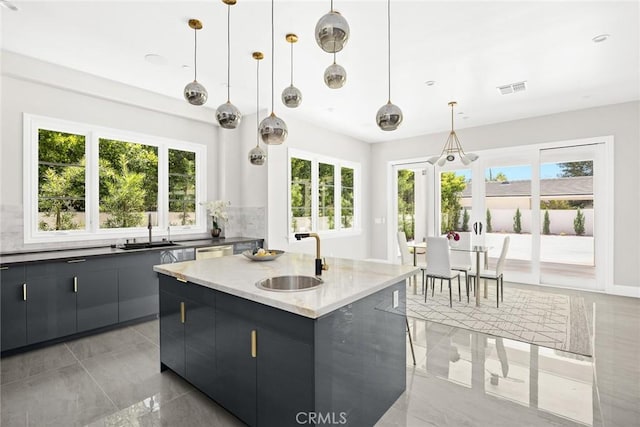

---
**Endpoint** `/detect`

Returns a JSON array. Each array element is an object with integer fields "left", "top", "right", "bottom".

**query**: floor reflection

[{"left": 406, "top": 317, "right": 599, "bottom": 426}]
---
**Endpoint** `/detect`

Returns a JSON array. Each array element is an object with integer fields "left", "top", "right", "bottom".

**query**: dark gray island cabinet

[{"left": 155, "top": 253, "right": 418, "bottom": 427}]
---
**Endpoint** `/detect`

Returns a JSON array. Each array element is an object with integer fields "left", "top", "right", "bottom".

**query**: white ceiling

[{"left": 2, "top": 1, "right": 638, "bottom": 142}]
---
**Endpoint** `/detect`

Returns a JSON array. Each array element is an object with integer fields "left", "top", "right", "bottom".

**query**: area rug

[{"left": 406, "top": 285, "right": 592, "bottom": 356}]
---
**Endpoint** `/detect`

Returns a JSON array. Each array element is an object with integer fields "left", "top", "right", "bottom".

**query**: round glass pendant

[
  {"left": 248, "top": 145, "right": 267, "bottom": 165},
  {"left": 184, "top": 80, "right": 208, "bottom": 106},
  {"left": 315, "top": 11, "right": 350, "bottom": 53},
  {"left": 281, "top": 85, "right": 302, "bottom": 108},
  {"left": 259, "top": 113, "right": 288, "bottom": 145},
  {"left": 215, "top": 101, "right": 242, "bottom": 129},
  {"left": 324, "top": 63, "right": 347, "bottom": 89},
  {"left": 376, "top": 101, "right": 403, "bottom": 131}
]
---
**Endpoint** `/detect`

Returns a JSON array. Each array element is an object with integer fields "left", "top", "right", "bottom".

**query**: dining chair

[
  {"left": 424, "top": 237, "right": 464, "bottom": 307},
  {"left": 450, "top": 231, "right": 472, "bottom": 295},
  {"left": 471, "top": 236, "right": 510, "bottom": 307},
  {"left": 397, "top": 231, "right": 427, "bottom": 289}
]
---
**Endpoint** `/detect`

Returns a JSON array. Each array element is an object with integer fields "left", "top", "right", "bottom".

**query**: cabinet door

[
  {"left": 159, "top": 289, "right": 185, "bottom": 376},
  {"left": 184, "top": 284, "right": 216, "bottom": 398},
  {"left": 216, "top": 307, "right": 257, "bottom": 427},
  {"left": 257, "top": 328, "right": 314, "bottom": 426},
  {"left": 25, "top": 274, "right": 76, "bottom": 344},
  {"left": 76, "top": 268, "right": 118, "bottom": 332},
  {"left": 1, "top": 265, "right": 27, "bottom": 351},
  {"left": 118, "top": 252, "right": 160, "bottom": 322}
]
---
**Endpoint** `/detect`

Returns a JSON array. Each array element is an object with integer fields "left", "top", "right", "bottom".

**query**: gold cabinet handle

[
  {"left": 251, "top": 330, "right": 257, "bottom": 358},
  {"left": 0, "top": 266, "right": 8, "bottom": 270},
  {"left": 176, "top": 277, "right": 187, "bottom": 283},
  {"left": 23, "top": 283, "right": 27, "bottom": 301},
  {"left": 66, "top": 259, "right": 86, "bottom": 264},
  {"left": 73, "top": 276, "right": 78, "bottom": 293},
  {"left": 180, "top": 302, "right": 185, "bottom": 324}
]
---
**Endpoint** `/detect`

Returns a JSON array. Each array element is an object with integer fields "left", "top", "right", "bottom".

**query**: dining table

[{"left": 451, "top": 245, "right": 490, "bottom": 307}]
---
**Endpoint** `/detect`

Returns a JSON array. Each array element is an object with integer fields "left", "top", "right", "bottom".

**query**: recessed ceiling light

[
  {"left": 592, "top": 34, "right": 610, "bottom": 43},
  {"left": 0, "top": 0, "right": 18, "bottom": 11},
  {"left": 425, "top": 80, "right": 436, "bottom": 86},
  {"left": 144, "top": 54, "right": 167, "bottom": 65}
]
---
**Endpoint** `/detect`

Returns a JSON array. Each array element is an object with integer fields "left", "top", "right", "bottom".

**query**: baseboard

[{"left": 608, "top": 284, "right": 640, "bottom": 298}]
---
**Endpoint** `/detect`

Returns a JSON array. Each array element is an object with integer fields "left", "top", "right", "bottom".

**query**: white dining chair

[
  {"left": 450, "top": 231, "right": 472, "bottom": 296},
  {"left": 424, "top": 237, "right": 464, "bottom": 307},
  {"left": 471, "top": 236, "right": 510, "bottom": 307}
]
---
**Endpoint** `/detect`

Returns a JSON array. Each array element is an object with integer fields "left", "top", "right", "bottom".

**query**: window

[
  {"left": 289, "top": 150, "right": 360, "bottom": 236},
  {"left": 24, "top": 114, "right": 206, "bottom": 243}
]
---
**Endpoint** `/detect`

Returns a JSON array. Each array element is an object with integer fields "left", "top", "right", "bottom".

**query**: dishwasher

[{"left": 195, "top": 245, "right": 234, "bottom": 260}]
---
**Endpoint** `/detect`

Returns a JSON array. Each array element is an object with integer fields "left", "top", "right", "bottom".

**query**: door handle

[
  {"left": 22, "top": 283, "right": 27, "bottom": 301},
  {"left": 251, "top": 330, "right": 257, "bottom": 358},
  {"left": 73, "top": 277, "right": 78, "bottom": 293}
]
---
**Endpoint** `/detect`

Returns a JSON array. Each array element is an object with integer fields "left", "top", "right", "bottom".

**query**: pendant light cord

[
  {"left": 330, "top": 0, "right": 334, "bottom": 12},
  {"left": 387, "top": 0, "right": 391, "bottom": 102},
  {"left": 256, "top": 57, "right": 260, "bottom": 147},
  {"left": 451, "top": 103, "right": 455, "bottom": 132},
  {"left": 270, "top": 0, "right": 275, "bottom": 113},
  {"left": 290, "top": 42, "right": 294, "bottom": 86},
  {"left": 193, "top": 27, "right": 198, "bottom": 81},
  {"left": 227, "top": 4, "right": 231, "bottom": 102}
]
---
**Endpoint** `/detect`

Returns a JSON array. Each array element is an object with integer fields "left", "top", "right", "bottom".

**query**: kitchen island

[{"left": 154, "top": 252, "right": 418, "bottom": 427}]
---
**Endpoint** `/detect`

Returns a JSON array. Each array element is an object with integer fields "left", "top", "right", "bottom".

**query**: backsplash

[
  {"left": 0, "top": 204, "right": 266, "bottom": 254},
  {"left": 223, "top": 207, "right": 266, "bottom": 240}
]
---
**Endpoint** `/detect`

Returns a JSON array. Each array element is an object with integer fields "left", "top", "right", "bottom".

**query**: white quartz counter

[{"left": 153, "top": 252, "right": 419, "bottom": 319}]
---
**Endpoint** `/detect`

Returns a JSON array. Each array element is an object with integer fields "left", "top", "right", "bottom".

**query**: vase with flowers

[
  {"left": 446, "top": 230, "right": 460, "bottom": 248},
  {"left": 201, "top": 200, "right": 230, "bottom": 239}
]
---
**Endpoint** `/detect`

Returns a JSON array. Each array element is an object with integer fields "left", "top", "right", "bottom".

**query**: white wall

[
  {"left": 265, "top": 115, "right": 371, "bottom": 260},
  {"left": 371, "top": 101, "right": 640, "bottom": 291},
  {"left": 0, "top": 52, "right": 219, "bottom": 251}
]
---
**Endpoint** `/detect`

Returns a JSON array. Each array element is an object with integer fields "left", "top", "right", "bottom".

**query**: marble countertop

[
  {"left": 153, "top": 252, "right": 419, "bottom": 319},
  {"left": 0, "top": 237, "right": 263, "bottom": 265}
]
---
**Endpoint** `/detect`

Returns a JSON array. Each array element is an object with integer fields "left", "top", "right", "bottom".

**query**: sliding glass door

[{"left": 426, "top": 139, "right": 610, "bottom": 291}]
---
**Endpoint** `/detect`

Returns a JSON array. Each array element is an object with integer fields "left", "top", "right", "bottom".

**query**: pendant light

[
  {"left": 324, "top": 51, "right": 347, "bottom": 89},
  {"left": 259, "top": 0, "right": 288, "bottom": 145},
  {"left": 249, "top": 52, "right": 267, "bottom": 166},
  {"left": 215, "top": 0, "right": 242, "bottom": 129},
  {"left": 183, "top": 19, "right": 208, "bottom": 106},
  {"left": 315, "top": 0, "right": 350, "bottom": 53},
  {"left": 376, "top": 0, "right": 402, "bottom": 131},
  {"left": 427, "top": 101, "right": 479, "bottom": 166},
  {"left": 282, "top": 34, "right": 302, "bottom": 108}
]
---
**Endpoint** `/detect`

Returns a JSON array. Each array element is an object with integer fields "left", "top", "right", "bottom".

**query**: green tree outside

[
  {"left": 486, "top": 209, "right": 493, "bottom": 233},
  {"left": 462, "top": 208, "right": 470, "bottom": 231},
  {"left": 574, "top": 208, "right": 585, "bottom": 236},
  {"left": 397, "top": 170, "right": 415, "bottom": 239},
  {"left": 513, "top": 207, "right": 522, "bottom": 234},
  {"left": 100, "top": 155, "right": 146, "bottom": 228},
  {"left": 440, "top": 172, "right": 466, "bottom": 233},
  {"left": 543, "top": 209, "right": 550, "bottom": 235}
]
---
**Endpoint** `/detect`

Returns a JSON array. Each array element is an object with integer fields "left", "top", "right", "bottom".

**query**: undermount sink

[
  {"left": 121, "top": 241, "right": 180, "bottom": 250},
  {"left": 256, "top": 275, "right": 323, "bottom": 292}
]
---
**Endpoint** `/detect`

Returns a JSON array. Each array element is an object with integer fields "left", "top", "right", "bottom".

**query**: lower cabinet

[
  {"left": 118, "top": 252, "right": 161, "bottom": 322},
  {"left": 159, "top": 275, "right": 216, "bottom": 398},
  {"left": 1, "top": 265, "right": 27, "bottom": 351},
  {"left": 159, "top": 275, "right": 314, "bottom": 427},
  {"left": 1, "top": 257, "right": 119, "bottom": 351}
]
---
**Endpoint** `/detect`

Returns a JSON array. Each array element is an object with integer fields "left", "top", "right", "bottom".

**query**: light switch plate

[{"left": 392, "top": 290, "right": 399, "bottom": 308}]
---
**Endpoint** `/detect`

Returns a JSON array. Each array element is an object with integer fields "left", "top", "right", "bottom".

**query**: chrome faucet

[
  {"left": 294, "top": 233, "right": 328, "bottom": 276},
  {"left": 148, "top": 214, "right": 153, "bottom": 244}
]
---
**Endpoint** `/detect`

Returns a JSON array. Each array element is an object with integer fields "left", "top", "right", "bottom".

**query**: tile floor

[{"left": 1, "top": 282, "right": 638, "bottom": 426}]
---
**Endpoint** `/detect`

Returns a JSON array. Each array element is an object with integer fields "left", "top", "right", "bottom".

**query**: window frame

[
  {"left": 287, "top": 148, "right": 361, "bottom": 240},
  {"left": 24, "top": 114, "right": 207, "bottom": 244}
]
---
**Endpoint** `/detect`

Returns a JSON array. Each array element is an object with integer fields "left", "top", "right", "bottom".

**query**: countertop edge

[{"left": 153, "top": 262, "right": 418, "bottom": 319}]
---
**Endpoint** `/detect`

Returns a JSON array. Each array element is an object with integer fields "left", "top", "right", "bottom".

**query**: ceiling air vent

[{"left": 497, "top": 81, "right": 527, "bottom": 95}]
